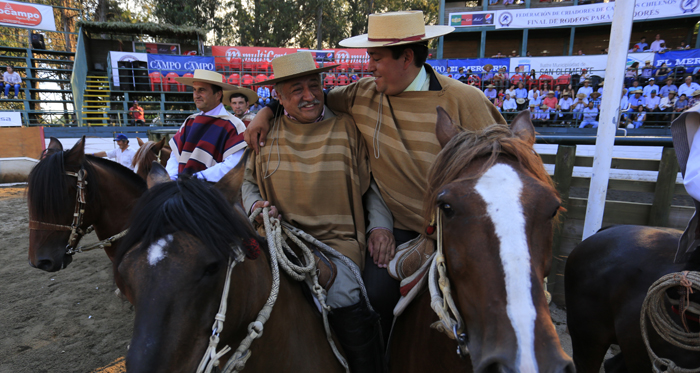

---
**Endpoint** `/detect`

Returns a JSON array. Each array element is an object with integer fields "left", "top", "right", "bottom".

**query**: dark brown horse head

[
  {"left": 27, "top": 136, "right": 146, "bottom": 272},
  {"left": 425, "top": 108, "right": 573, "bottom": 372},
  {"left": 131, "top": 137, "right": 172, "bottom": 180},
  {"left": 115, "top": 158, "right": 263, "bottom": 372}
]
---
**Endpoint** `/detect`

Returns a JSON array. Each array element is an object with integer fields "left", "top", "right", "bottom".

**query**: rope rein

[
  {"left": 197, "top": 207, "right": 372, "bottom": 373},
  {"left": 641, "top": 270, "right": 700, "bottom": 373},
  {"left": 427, "top": 208, "right": 469, "bottom": 357}
]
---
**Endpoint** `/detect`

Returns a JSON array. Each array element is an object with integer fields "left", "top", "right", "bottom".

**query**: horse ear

[
  {"left": 137, "top": 137, "right": 145, "bottom": 147},
  {"left": 47, "top": 137, "right": 63, "bottom": 152},
  {"left": 154, "top": 136, "right": 166, "bottom": 150},
  {"left": 510, "top": 110, "right": 536, "bottom": 146},
  {"left": 435, "top": 106, "right": 460, "bottom": 148},
  {"left": 64, "top": 136, "right": 86, "bottom": 166},
  {"left": 147, "top": 162, "right": 171, "bottom": 189},
  {"left": 215, "top": 149, "right": 250, "bottom": 205}
]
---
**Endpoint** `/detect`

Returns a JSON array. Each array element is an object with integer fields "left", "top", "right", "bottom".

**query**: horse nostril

[
  {"left": 563, "top": 361, "right": 576, "bottom": 373},
  {"left": 478, "top": 360, "right": 516, "bottom": 373},
  {"left": 36, "top": 259, "right": 54, "bottom": 271}
]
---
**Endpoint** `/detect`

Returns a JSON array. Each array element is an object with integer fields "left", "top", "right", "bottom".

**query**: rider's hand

[
  {"left": 244, "top": 107, "right": 273, "bottom": 154},
  {"left": 251, "top": 200, "right": 280, "bottom": 224},
  {"left": 367, "top": 228, "right": 396, "bottom": 268}
]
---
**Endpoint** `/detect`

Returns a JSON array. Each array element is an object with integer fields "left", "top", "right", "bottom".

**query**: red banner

[
  {"left": 331, "top": 48, "right": 368, "bottom": 63},
  {"left": 212, "top": 46, "right": 368, "bottom": 65}
]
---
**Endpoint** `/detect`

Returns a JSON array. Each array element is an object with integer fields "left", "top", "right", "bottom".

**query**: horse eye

[
  {"left": 440, "top": 203, "right": 455, "bottom": 218},
  {"left": 203, "top": 263, "right": 220, "bottom": 277}
]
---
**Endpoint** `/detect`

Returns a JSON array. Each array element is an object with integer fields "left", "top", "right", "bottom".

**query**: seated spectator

[
  {"left": 3, "top": 66, "right": 21, "bottom": 98},
  {"left": 557, "top": 91, "right": 574, "bottom": 123},
  {"left": 620, "top": 89, "right": 630, "bottom": 122},
  {"left": 678, "top": 76, "right": 700, "bottom": 98},
  {"left": 579, "top": 69, "right": 590, "bottom": 84},
  {"left": 643, "top": 77, "right": 659, "bottom": 97},
  {"left": 678, "top": 41, "right": 691, "bottom": 50},
  {"left": 659, "top": 91, "right": 677, "bottom": 121},
  {"left": 625, "top": 62, "right": 639, "bottom": 86},
  {"left": 484, "top": 84, "right": 497, "bottom": 101},
  {"left": 589, "top": 91, "right": 602, "bottom": 109},
  {"left": 628, "top": 89, "right": 644, "bottom": 114},
  {"left": 577, "top": 49, "right": 585, "bottom": 56},
  {"left": 690, "top": 90, "right": 700, "bottom": 108},
  {"left": 674, "top": 94, "right": 689, "bottom": 121},
  {"left": 453, "top": 67, "right": 465, "bottom": 81},
  {"left": 527, "top": 86, "right": 541, "bottom": 101},
  {"left": 128, "top": 100, "right": 145, "bottom": 126},
  {"left": 579, "top": 102, "right": 599, "bottom": 128},
  {"left": 493, "top": 68, "right": 506, "bottom": 89},
  {"left": 543, "top": 90, "right": 558, "bottom": 110},
  {"left": 644, "top": 90, "right": 660, "bottom": 112},
  {"left": 596, "top": 80, "right": 604, "bottom": 96},
  {"left": 634, "top": 36, "right": 648, "bottom": 51},
  {"left": 509, "top": 50, "right": 519, "bottom": 57},
  {"left": 554, "top": 85, "right": 562, "bottom": 99},
  {"left": 649, "top": 34, "right": 665, "bottom": 52},
  {"left": 541, "top": 50, "right": 550, "bottom": 57},
  {"left": 562, "top": 84, "right": 573, "bottom": 99},
  {"left": 515, "top": 81, "right": 528, "bottom": 110},
  {"left": 573, "top": 93, "right": 588, "bottom": 121},
  {"left": 577, "top": 79, "right": 594, "bottom": 99},
  {"left": 627, "top": 106, "right": 646, "bottom": 129},
  {"left": 250, "top": 101, "right": 264, "bottom": 113},
  {"left": 529, "top": 103, "right": 538, "bottom": 123},
  {"left": 503, "top": 93, "right": 517, "bottom": 112},
  {"left": 481, "top": 64, "right": 494, "bottom": 85},
  {"left": 659, "top": 77, "right": 678, "bottom": 97},
  {"left": 528, "top": 69, "right": 537, "bottom": 81},
  {"left": 530, "top": 91, "right": 542, "bottom": 109},
  {"left": 628, "top": 80, "right": 642, "bottom": 97},
  {"left": 493, "top": 94, "right": 504, "bottom": 112},
  {"left": 257, "top": 85, "right": 271, "bottom": 105},
  {"left": 658, "top": 43, "right": 669, "bottom": 53},
  {"left": 506, "top": 84, "right": 516, "bottom": 98},
  {"left": 640, "top": 60, "right": 654, "bottom": 83},
  {"left": 492, "top": 51, "right": 505, "bottom": 58}
]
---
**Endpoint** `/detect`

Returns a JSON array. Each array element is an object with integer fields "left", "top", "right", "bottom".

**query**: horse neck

[{"left": 88, "top": 162, "right": 144, "bottom": 258}]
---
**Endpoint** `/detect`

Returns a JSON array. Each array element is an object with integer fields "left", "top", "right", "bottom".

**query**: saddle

[{"left": 388, "top": 235, "right": 436, "bottom": 281}]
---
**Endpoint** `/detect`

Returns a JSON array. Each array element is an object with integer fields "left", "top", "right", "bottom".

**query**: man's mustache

[{"left": 298, "top": 99, "right": 321, "bottom": 108}]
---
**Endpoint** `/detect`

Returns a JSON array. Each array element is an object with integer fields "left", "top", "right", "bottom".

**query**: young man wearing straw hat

[
  {"left": 245, "top": 10, "right": 505, "bottom": 343},
  {"left": 242, "top": 51, "right": 390, "bottom": 373},
  {"left": 164, "top": 69, "right": 246, "bottom": 182},
  {"left": 224, "top": 87, "right": 258, "bottom": 126}
]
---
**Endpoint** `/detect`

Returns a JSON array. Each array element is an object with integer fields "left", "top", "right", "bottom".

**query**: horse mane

[
  {"left": 114, "top": 175, "right": 264, "bottom": 273},
  {"left": 131, "top": 141, "right": 156, "bottom": 169},
  {"left": 423, "top": 123, "right": 558, "bottom": 225}
]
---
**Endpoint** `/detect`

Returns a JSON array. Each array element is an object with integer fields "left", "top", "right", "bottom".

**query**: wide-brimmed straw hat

[
  {"left": 487, "top": 84, "right": 495, "bottom": 88},
  {"left": 483, "top": 64, "right": 494, "bottom": 71},
  {"left": 577, "top": 93, "right": 587, "bottom": 99},
  {"left": 339, "top": 11, "right": 454, "bottom": 48},
  {"left": 516, "top": 98, "right": 526, "bottom": 104},
  {"left": 174, "top": 69, "right": 238, "bottom": 90},
  {"left": 692, "top": 90, "right": 700, "bottom": 97},
  {"left": 223, "top": 86, "right": 259, "bottom": 106},
  {"left": 254, "top": 52, "right": 338, "bottom": 85},
  {"left": 547, "top": 90, "right": 555, "bottom": 95}
]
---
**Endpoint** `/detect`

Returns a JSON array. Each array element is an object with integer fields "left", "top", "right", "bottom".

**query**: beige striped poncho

[
  {"left": 327, "top": 70, "right": 506, "bottom": 234},
  {"left": 245, "top": 112, "right": 370, "bottom": 267}
]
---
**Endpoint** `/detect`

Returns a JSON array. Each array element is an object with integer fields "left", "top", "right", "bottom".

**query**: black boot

[{"left": 329, "top": 299, "right": 386, "bottom": 373}]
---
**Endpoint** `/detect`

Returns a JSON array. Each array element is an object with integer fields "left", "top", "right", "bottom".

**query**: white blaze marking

[
  {"left": 474, "top": 163, "right": 538, "bottom": 373},
  {"left": 147, "top": 235, "right": 172, "bottom": 266}
]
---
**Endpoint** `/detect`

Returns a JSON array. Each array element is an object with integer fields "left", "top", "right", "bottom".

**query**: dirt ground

[{"left": 0, "top": 185, "right": 615, "bottom": 373}]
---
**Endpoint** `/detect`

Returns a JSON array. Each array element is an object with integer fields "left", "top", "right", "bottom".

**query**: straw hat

[
  {"left": 339, "top": 11, "right": 454, "bottom": 48},
  {"left": 599, "top": 80, "right": 605, "bottom": 86},
  {"left": 547, "top": 90, "right": 554, "bottom": 95},
  {"left": 577, "top": 93, "right": 587, "bottom": 99},
  {"left": 542, "top": 50, "right": 549, "bottom": 54},
  {"left": 254, "top": 52, "right": 338, "bottom": 85},
  {"left": 591, "top": 91, "right": 601, "bottom": 96},
  {"left": 174, "top": 69, "right": 238, "bottom": 90},
  {"left": 487, "top": 84, "right": 495, "bottom": 88},
  {"left": 223, "top": 86, "right": 259, "bottom": 106},
  {"left": 517, "top": 98, "right": 526, "bottom": 104},
  {"left": 562, "top": 92, "right": 571, "bottom": 97},
  {"left": 483, "top": 64, "right": 494, "bottom": 71},
  {"left": 692, "top": 90, "right": 700, "bottom": 97},
  {"left": 540, "top": 104, "right": 549, "bottom": 110},
  {"left": 529, "top": 103, "right": 536, "bottom": 107}
]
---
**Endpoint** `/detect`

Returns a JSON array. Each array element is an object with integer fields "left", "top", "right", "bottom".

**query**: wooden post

[
  {"left": 648, "top": 147, "right": 678, "bottom": 227},
  {"left": 550, "top": 144, "right": 576, "bottom": 306}
]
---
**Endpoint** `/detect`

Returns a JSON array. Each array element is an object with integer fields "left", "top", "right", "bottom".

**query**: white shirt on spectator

[
  {"left": 685, "top": 127, "right": 700, "bottom": 201},
  {"left": 503, "top": 98, "right": 517, "bottom": 111},
  {"left": 660, "top": 96, "right": 677, "bottom": 110},
  {"left": 649, "top": 39, "right": 666, "bottom": 52},
  {"left": 643, "top": 84, "right": 660, "bottom": 97},
  {"left": 679, "top": 82, "right": 700, "bottom": 98},
  {"left": 644, "top": 95, "right": 660, "bottom": 110},
  {"left": 583, "top": 107, "right": 598, "bottom": 121},
  {"left": 106, "top": 147, "right": 136, "bottom": 170},
  {"left": 559, "top": 97, "right": 574, "bottom": 110},
  {"left": 528, "top": 89, "right": 540, "bottom": 101},
  {"left": 620, "top": 95, "right": 630, "bottom": 111},
  {"left": 484, "top": 88, "right": 497, "bottom": 99},
  {"left": 577, "top": 86, "right": 593, "bottom": 99},
  {"left": 3, "top": 71, "right": 21, "bottom": 84}
]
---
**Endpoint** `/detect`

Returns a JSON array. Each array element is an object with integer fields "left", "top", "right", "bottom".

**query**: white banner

[
  {"left": 626, "top": 52, "right": 656, "bottom": 68},
  {"left": 0, "top": 0, "right": 55, "bottom": 31},
  {"left": 448, "top": 0, "right": 700, "bottom": 29},
  {"left": 109, "top": 52, "right": 148, "bottom": 88},
  {"left": 509, "top": 55, "right": 609, "bottom": 79},
  {"left": 0, "top": 111, "right": 22, "bottom": 127}
]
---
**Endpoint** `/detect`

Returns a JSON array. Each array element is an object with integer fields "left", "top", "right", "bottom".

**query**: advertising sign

[
  {"left": 449, "top": 12, "right": 495, "bottom": 27},
  {"left": 653, "top": 49, "right": 700, "bottom": 69},
  {"left": 451, "top": 0, "right": 699, "bottom": 29},
  {"left": 428, "top": 58, "right": 509, "bottom": 76},
  {"left": 0, "top": 0, "right": 56, "bottom": 31},
  {"left": 0, "top": 111, "right": 22, "bottom": 127},
  {"left": 147, "top": 54, "right": 215, "bottom": 76},
  {"left": 134, "top": 42, "right": 180, "bottom": 55},
  {"left": 109, "top": 51, "right": 148, "bottom": 88},
  {"left": 508, "top": 55, "right": 608, "bottom": 78},
  {"left": 212, "top": 46, "right": 301, "bottom": 66}
]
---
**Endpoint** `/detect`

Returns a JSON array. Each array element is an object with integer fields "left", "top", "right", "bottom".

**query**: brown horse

[
  {"left": 389, "top": 109, "right": 574, "bottom": 373},
  {"left": 566, "top": 225, "right": 700, "bottom": 372},
  {"left": 113, "top": 161, "right": 345, "bottom": 373},
  {"left": 27, "top": 136, "right": 146, "bottom": 271},
  {"left": 132, "top": 137, "right": 171, "bottom": 180}
]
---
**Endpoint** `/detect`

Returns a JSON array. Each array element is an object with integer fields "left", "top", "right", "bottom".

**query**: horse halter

[
  {"left": 29, "top": 167, "right": 128, "bottom": 255},
  {"left": 428, "top": 208, "right": 470, "bottom": 358}
]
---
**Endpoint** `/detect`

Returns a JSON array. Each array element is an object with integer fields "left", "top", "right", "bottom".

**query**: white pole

[{"left": 582, "top": 0, "right": 636, "bottom": 240}]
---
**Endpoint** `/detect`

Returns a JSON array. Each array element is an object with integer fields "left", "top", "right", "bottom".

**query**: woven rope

[{"left": 641, "top": 271, "right": 700, "bottom": 373}]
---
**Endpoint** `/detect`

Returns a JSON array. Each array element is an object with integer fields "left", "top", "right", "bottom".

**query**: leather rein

[{"left": 29, "top": 167, "right": 128, "bottom": 255}]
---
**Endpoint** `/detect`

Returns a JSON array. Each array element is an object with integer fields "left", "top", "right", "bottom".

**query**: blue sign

[
  {"left": 427, "top": 58, "right": 510, "bottom": 76},
  {"left": 147, "top": 54, "right": 216, "bottom": 77},
  {"left": 653, "top": 49, "right": 700, "bottom": 69}
]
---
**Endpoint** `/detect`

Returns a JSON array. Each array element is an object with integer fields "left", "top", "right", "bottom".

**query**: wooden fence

[{"left": 537, "top": 137, "right": 695, "bottom": 306}]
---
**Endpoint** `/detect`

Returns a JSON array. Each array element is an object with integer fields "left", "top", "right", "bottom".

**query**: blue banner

[
  {"left": 654, "top": 49, "right": 700, "bottom": 69},
  {"left": 147, "top": 54, "right": 216, "bottom": 77},
  {"left": 427, "top": 58, "right": 510, "bottom": 76}
]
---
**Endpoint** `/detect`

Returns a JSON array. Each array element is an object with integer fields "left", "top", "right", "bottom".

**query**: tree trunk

[{"left": 316, "top": 2, "right": 323, "bottom": 50}]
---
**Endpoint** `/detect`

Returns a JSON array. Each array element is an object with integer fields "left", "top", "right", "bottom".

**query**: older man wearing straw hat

[
  {"left": 242, "top": 51, "right": 390, "bottom": 372},
  {"left": 245, "top": 10, "right": 505, "bottom": 342},
  {"left": 163, "top": 69, "right": 247, "bottom": 182}
]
